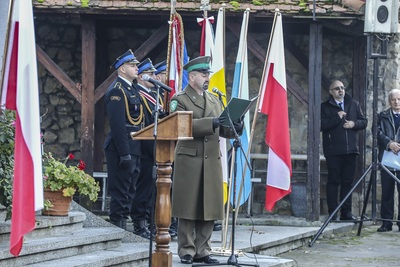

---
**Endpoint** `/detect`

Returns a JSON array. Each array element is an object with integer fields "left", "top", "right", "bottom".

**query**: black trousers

[
  {"left": 105, "top": 149, "right": 140, "bottom": 222},
  {"left": 131, "top": 157, "right": 155, "bottom": 221},
  {"left": 380, "top": 170, "right": 400, "bottom": 226},
  {"left": 326, "top": 154, "right": 357, "bottom": 215}
]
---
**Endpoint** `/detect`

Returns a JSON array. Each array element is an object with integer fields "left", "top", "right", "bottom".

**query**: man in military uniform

[
  {"left": 104, "top": 49, "right": 143, "bottom": 229},
  {"left": 154, "top": 60, "right": 167, "bottom": 84},
  {"left": 130, "top": 58, "right": 165, "bottom": 239},
  {"left": 153, "top": 59, "right": 179, "bottom": 238},
  {"left": 169, "top": 56, "right": 243, "bottom": 264}
]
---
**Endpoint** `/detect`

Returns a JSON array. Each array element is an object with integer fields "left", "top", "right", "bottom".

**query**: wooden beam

[
  {"left": 307, "top": 23, "right": 323, "bottom": 222},
  {"left": 226, "top": 20, "right": 308, "bottom": 107},
  {"left": 134, "top": 23, "right": 169, "bottom": 61},
  {"left": 94, "top": 71, "right": 117, "bottom": 103},
  {"left": 36, "top": 45, "right": 81, "bottom": 103},
  {"left": 284, "top": 37, "right": 330, "bottom": 90},
  {"left": 81, "top": 16, "right": 96, "bottom": 174},
  {"left": 94, "top": 28, "right": 109, "bottom": 172},
  {"left": 352, "top": 36, "right": 367, "bottom": 189}
]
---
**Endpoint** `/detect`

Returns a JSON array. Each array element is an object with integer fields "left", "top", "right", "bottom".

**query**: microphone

[
  {"left": 212, "top": 88, "right": 225, "bottom": 97},
  {"left": 142, "top": 74, "right": 172, "bottom": 93}
]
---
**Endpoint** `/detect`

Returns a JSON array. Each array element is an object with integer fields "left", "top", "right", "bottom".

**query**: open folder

[{"left": 219, "top": 96, "right": 258, "bottom": 127}]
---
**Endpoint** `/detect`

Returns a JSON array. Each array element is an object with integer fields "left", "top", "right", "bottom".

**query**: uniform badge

[
  {"left": 170, "top": 100, "right": 178, "bottom": 112},
  {"left": 110, "top": 96, "right": 121, "bottom": 101}
]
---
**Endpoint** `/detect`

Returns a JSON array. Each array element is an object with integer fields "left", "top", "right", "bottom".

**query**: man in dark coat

[
  {"left": 130, "top": 58, "right": 165, "bottom": 239},
  {"left": 321, "top": 80, "right": 368, "bottom": 221},
  {"left": 169, "top": 56, "right": 242, "bottom": 265},
  {"left": 104, "top": 49, "right": 143, "bottom": 229},
  {"left": 377, "top": 89, "right": 400, "bottom": 232}
]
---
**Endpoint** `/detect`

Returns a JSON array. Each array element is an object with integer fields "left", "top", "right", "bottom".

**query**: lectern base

[{"left": 152, "top": 252, "right": 172, "bottom": 267}]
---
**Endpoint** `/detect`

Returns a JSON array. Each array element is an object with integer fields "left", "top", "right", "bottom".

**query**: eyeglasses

[{"left": 330, "top": 86, "right": 345, "bottom": 91}]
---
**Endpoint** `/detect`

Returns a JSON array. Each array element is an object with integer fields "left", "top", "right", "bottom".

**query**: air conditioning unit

[{"left": 364, "top": 0, "right": 399, "bottom": 34}]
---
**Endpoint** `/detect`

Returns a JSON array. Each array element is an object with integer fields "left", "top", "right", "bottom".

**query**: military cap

[
  {"left": 138, "top": 58, "right": 157, "bottom": 75},
  {"left": 154, "top": 60, "right": 167, "bottom": 75},
  {"left": 183, "top": 56, "right": 212, "bottom": 73},
  {"left": 110, "top": 49, "right": 140, "bottom": 69}
]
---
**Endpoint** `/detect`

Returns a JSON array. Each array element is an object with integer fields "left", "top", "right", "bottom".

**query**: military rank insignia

[
  {"left": 170, "top": 100, "right": 178, "bottom": 112},
  {"left": 110, "top": 96, "right": 121, "bottom": 101}
]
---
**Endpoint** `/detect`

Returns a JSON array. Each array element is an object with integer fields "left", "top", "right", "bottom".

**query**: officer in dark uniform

[
  {"left": 104, "top": 49, "right": 143, "bottom": 229},
  {"left": 130, "top": 58, "right": 164, "bottom": 239},
  {"left": 153, "top": 59, "right": 179, "bottom": 238},
  {"left": 154, "top": 60, "right": 167, "bottom": 84}
]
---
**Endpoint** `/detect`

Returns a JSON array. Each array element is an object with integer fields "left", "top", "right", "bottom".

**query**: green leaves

[{"left": 0, "top": 109, "right": 15, "bottom": 221}]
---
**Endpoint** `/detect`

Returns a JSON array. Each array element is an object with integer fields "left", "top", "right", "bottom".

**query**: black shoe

[
  {"left": 213, "top": 222, "right": 222, "bottom": 231},
  {"left": 377, "top": 225, "right": 392, "bottom": 232},
  {"left": 340, "top": 213, "right": 357, "bottom": 221},
  {"left": 168, "top": 228, "right": 177, "bottom": 238},
  {"left": 133, "top": 228, "right": 151, "bottom": 239},
  {"left": 180, "top": 254, "right": 193, "bottom": 264},
  {"left": 193, "top": 255, "right": 219, "bottom": 264}
]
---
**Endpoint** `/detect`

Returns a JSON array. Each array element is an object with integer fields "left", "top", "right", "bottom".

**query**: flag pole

[
  {"left": 0, "top": 0, "right": 15, "bottom": 102},
  {"left": 232, "top": 11, "right": 280, "bottom": 225},
  {"left": 231, "top": 7, "right": 250, "bottom": 215},
  {"left": 247, "top": 11, "right": 279, "bottom": 157},
  {"left": 164, "top": 0, "right": 176, "bottom": 111}
]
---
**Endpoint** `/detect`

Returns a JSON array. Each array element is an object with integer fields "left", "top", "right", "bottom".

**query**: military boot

[
  {"left": 133, "top": 220, "right": 151, "bottom": 239},
  {"left": 169, "top": 217, "right": 178, "bottom": 238}
]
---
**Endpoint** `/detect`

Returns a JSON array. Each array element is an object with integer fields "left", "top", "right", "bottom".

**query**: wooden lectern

[{"left": 130, "top": 111, "right": 193, "bottom": 267}]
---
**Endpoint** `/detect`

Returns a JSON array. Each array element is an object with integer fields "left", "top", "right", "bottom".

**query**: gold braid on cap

[{"left": 119, "top": 88, "right": 143, "bottom": 126}]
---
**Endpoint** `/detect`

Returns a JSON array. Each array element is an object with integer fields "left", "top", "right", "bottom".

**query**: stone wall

[{"left": 35, "top": 15, "right": 376, "bottom": 218}]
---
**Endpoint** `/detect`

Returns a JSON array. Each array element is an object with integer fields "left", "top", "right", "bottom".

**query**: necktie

[
  {"left": 394, "top": 113, "right": 400, "bottom": 129},
  {"left": 338, "top": 102, "right": 343, "bottom": 110}
]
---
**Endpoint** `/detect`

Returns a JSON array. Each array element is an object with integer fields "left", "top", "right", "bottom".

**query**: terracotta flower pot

[{"left": 42, "top": 188, "right": 73, "bottom": 216}]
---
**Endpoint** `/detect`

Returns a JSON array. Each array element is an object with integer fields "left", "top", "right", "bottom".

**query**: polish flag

[
  {"left": 167, "top": 12, "right": 188, "bottom": 97},
  {"left": 1, "top": 0, "right": 44, "bottom": 256},
  {"left": 197, "top": 16, "right": 214, "bottom": 57},
  {"left": 258, "top": 13, "right": 292, "bottom": 211}
]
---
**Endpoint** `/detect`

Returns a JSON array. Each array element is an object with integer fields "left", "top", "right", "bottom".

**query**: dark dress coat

[
  {"left": 321, "top": 93, "right": 367, "bottom": 157},
  {"left": 170, "top": 85, "right": 225, "bottom": 221}
]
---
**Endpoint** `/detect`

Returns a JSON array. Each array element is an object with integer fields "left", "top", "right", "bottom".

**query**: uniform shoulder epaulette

[
  {"left": 174, "top": 91, "right": 186, "bottom": 97},
  {"left": 114, "top": 82, "right": 122, "bottom": 89}
]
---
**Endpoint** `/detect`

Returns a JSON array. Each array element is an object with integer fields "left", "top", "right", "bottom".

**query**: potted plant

[{"left": 42, "top": 153, "right": 100, "bottom": 216}]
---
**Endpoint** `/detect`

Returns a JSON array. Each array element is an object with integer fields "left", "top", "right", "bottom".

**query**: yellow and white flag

[{"left": 207, "top": 7, "right": 229, "bottom": 203}]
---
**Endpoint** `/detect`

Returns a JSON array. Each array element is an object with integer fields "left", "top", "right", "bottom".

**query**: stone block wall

[{"left": 35, "top": 14, "right": 391, "bottom": 219}]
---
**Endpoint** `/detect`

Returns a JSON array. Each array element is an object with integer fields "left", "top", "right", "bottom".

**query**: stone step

[
  {"left": 0, "top": 211, "right": 86, "bottom": 243},
  {"left": 0, "top": 226, "right": 126, "bottom": 267},
  {"left": 24, "top": 242, "right": 150, "bottom": 267}
]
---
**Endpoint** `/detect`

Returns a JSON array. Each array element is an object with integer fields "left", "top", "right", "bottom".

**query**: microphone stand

[
  {"left": 194, "top": 94, "right": 258, "bottom": 267},
  {"left": 148, "top": 84, "right": 161, "bottom": 267}
]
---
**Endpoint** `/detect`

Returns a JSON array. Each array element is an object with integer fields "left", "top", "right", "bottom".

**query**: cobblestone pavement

[{"left": 279, "top": 223, "right": 400, "bottom": 267}]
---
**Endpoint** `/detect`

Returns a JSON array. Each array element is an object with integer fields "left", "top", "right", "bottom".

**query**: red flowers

[
  {"left": 78, "top": 160, "right": 86, "bottom": 170},
  {"left": 64, "top": 153, "right": 85, "bottom": 170}
]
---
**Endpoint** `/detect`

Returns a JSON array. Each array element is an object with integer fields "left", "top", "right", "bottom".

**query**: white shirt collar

[{"left": 119, "top": 76, "right": 132, "bottom": 86}]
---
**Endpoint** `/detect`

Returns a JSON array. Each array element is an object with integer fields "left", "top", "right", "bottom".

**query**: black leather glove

[
  {"left": 119, "top": 154, "right": 131, "bottom": 169},
  {"left": 233, "top": 120, "right": 244, "bottom": 135},
  {"left": 212, "top": 116, "right": 226, "bottom": 129}
]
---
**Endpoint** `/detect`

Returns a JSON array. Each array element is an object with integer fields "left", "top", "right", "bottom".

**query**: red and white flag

[
  {"left": 258, "top": 13, "right": 292, "bottom": 211},
  {"left": 167, "top": 12, "right": 186, "bottom": 97},
  {"left": 197, "top": 16, "right": 214, "bottom": 57},
  {"left": 1, "top": 0, "right": 43, "bottom": 256}
]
